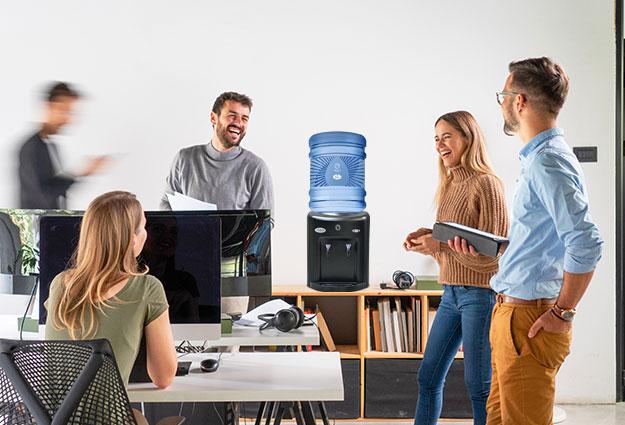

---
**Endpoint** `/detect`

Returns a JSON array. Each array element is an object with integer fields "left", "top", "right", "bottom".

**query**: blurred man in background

[{"left": 18, "top": 82, "right": 109, "bottom": 209}]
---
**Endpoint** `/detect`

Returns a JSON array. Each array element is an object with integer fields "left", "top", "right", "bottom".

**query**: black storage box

[
  {"left": 315, "top": 359, "right": 360, "bottom": 419},
  {"left": 364, "top": 358, "right": 472, "bottom": 419}
]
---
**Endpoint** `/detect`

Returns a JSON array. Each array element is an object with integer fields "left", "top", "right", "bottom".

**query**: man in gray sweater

[{"left": 160, "top": 91, "right": 274, "bottom": 211}]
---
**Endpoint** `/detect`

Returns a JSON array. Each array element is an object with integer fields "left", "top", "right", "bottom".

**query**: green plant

[
  {"left": 18, "top": 245, "right": 39, "bottom": 276},
  {"left": 0, "top": 209, "right": 41, "bottom": 276}
]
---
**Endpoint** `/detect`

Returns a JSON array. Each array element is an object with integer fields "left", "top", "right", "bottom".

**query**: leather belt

[{"left": 496, "top": 293, "right": 557, "bottom": 306}]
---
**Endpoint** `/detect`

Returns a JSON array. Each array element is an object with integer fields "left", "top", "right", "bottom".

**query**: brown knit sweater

[{"left": 428, "top": 166, "right": 509, "bottom": 288}]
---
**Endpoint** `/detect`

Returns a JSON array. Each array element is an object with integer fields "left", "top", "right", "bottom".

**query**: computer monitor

[{"left": 38, "top": 211, "right": 222, "bottom": 341}]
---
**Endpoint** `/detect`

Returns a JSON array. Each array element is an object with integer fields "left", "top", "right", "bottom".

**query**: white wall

[{"left": 0, "top": 0, "right": 616, "bottom": 402}]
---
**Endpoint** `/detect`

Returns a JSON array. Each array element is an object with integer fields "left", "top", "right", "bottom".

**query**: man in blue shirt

[{"left": 476, "top": 57, "right": 602, "bottom": 424}]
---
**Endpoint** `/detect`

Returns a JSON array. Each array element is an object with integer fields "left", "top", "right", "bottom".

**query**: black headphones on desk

[
  {"left": 258, "top": 305, "right": 306, "bottom": 332},
  {"left": 380, "top": 270, "right": 416, "bottom": 290}
]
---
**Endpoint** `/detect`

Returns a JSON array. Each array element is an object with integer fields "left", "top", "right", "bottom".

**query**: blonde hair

[
  {"left": 434, "top": 111, "right": 498, "bottom": 206},
  {"left": 51, "top": 191, "right": 146, "bottom": 339}
]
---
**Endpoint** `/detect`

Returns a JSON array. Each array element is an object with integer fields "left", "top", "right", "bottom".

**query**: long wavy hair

[
  {"left": 51, "top": 191, "right": 146, "bottom": 339},
  {"left": 434, "top": 111, "right": 498, "bottom": 206}
]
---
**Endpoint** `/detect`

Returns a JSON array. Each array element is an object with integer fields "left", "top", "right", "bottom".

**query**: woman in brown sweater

[{"left": 404, "top": 111, "right": 508, "bottom": 425}]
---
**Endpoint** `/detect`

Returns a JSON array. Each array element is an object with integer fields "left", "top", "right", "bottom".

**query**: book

[
  {"left": 401, "top": 309, "right": 409, "bottom": 352},
  {"left": 407, "top": 304, "right": 414, "bottom": 352},
  {"left": 371, "top": 307, "right": 383, "bottom": 351},
  {"left": 395, "top": 297, "right": 408, "bottom": 352},
  {"left": 428, "top": 308, "right": 437, "bottom": 335},
  {"left": 413, "top": 297, "right": 422, "bottom": 352},
  {"left": 391, "top": 302, "right": 402, "bottom": 353},
  {"left": 432, "top": 221, "right": 508, "bottom": 257},
  {"left": 377, "top": 299, "right": 388, "bottom": 352},
  {"left": 415, "top": 276, "right": 443, "bottom": 291},
  {"left": 381, "top": 298, "right": 395, "bottom": 352},
  {"left": 316, "top": 311, "right": 336, "bottom": 352}
]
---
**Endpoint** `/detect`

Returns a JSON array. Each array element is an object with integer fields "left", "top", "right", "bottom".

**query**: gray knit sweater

[{"left": 160, "top": 141, "right": 274, "bottom": 211}]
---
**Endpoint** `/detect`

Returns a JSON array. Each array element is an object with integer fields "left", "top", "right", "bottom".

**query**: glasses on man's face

[{"left": 496, "top": 91, "right": 520, "bottom": 106}]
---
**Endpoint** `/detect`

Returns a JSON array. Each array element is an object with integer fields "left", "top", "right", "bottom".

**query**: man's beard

[
  {"left": 503, "top": 104, "right": 519, "bottom": 137},
  {"left": 217, "top": 123, "right": 245, "bottom": 149}
]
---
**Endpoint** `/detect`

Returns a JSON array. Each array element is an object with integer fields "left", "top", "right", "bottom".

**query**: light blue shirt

[{"left": 490, "top": 128, "right": 603, "bottom": 299}]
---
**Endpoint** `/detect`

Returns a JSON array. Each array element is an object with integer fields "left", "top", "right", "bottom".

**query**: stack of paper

[
  {"left": 237, "top": 299, "right": 292, "bottom": 327},
  {"left": 166, "top": 192, "right": 217, "bottom": 211}
]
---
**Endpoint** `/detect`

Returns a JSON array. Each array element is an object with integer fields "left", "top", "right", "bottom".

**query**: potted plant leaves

[{"left": 0, "top": 209, "right": 41, "bottom": 295}]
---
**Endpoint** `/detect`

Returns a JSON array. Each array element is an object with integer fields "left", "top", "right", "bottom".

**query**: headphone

[
  {"left": 258, "top": 306, "right": 305, "bottom": 332},
  {"left": 380, "top": 270, "right": 415, "bottom": 290}
]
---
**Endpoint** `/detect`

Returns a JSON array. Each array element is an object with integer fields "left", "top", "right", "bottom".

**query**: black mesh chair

[{"left": 0, "top": 338, "right": 138, "bottom": 425}]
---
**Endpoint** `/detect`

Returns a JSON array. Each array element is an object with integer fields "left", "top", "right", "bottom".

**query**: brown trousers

[{"left": 486, "top": 300, "right": 572, "bottom": 425}]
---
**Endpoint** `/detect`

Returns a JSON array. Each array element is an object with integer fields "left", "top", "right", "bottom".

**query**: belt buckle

[{"left": 496, "top": 293, "right": 505, "bottom": 304}]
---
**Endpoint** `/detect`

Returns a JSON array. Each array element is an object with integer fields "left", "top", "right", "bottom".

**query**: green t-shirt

[{"left": 44, "top": 273, "right": 169, "bottom": 385}]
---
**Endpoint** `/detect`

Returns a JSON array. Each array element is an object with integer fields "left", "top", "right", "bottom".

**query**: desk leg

[
  {"left": 273, "top": 402, "right": 287, "bottom": 425},
  {"left": 264, "top": 402, "right": 275, "bottom": 425},
  {"left": 300, "top": 401, "right": 316, "bottom": 425},
  {"left": 317, "top": 402, "right": 330, "bottom": 425},
  {"left": 293, "top": 402, "right": 306, "bottom": 425},
  {"left": 254, "top": 401, "right": 267, "bottom": 425},
  {"left": 225, "top": 402, "right": 239, "bottom": 425}
]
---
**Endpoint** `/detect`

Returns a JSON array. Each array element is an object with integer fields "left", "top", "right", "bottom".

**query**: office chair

[{"left": 0, "top": 338, "right": 183, "bottom": 425}]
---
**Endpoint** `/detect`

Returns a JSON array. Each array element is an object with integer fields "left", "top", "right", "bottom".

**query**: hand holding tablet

[{"left": 432, "top": 221, "right": 508, "bottom": 257}]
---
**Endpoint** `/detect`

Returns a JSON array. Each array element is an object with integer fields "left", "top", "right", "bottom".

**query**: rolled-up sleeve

[{"left": 531, "top": 152, "right": 603, "bottom": 274}]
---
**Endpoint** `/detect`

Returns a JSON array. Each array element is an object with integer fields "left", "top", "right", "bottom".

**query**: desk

[
  {"left": 206, "top": 321, "right": 319, "bottom": 347},
  {"left": 0, "top": 295, "right": 32, "bottom": 316},
  {"left": 128, "top": 352, "right": 343, "bottom": 425},
  {"left": 128, "top": 352, "right": 342, "bottom": 402}
]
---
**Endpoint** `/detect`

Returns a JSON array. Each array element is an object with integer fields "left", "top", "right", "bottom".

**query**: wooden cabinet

[{"left": 272, "top": 282, "right": 469, "bottom": 421}]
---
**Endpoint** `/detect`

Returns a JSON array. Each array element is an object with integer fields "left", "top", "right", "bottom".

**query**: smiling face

[
  {"left": 211, "top": 100, "right": 250, "bottom": 150},
  {"left": 435, "top": 119, "right": 468, "bottom": 168}
]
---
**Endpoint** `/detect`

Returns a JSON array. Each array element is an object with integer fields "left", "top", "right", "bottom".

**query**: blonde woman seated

[{"left": 45, "top": 191, "right": 177, "bottom": 389}]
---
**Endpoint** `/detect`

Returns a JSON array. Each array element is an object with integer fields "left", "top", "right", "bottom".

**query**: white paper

[
  {"left": 166, "top": 192, "right": 217, "bottom": 211},
  {"left": 237, "top": 299, "right": 292, "bottom": 327}
]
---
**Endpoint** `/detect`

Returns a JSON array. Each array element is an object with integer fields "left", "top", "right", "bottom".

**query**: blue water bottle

[{"left": 308, "top": 131, "right": 366, "bottom": 213}]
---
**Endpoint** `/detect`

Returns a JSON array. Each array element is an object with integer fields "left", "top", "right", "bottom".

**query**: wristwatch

[{"left": 552, "top": 304, "right": 576, "bottom": 321}]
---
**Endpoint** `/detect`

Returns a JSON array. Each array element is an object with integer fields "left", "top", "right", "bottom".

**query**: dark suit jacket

[{"left": 18, "top": 132, "right": 75, "bottom": 209}]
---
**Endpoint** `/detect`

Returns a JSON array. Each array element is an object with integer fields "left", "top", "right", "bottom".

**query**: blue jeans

[{"left": 414, "top": 284, "right": 495, "bottom": 425}]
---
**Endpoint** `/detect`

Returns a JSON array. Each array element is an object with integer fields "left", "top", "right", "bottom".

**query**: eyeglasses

[{"left": 496, "top": 91, "right": 520, "bottom": 105}]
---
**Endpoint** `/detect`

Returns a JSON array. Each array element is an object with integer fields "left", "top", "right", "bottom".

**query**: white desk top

[
  {"left": 127, "top": 352, "right": 343, "bottom": 403},
  {"left": 0, "top": 319, "right": 318, "bottom": 348},
  {"left": 0, "top": 294, "right": 33, "bottom": 316},
  {"left": 207, "top": 322, "right": 319, "bottom": 347}
]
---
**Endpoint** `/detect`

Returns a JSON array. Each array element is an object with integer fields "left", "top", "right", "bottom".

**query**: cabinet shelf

[
  {"left": 364, "top": 351, "right": 424, "bottom": 359},
  {"left": 273, "top": 283, "right": 443, "bottom": 297},
  {"left": 310, "top": 344, "right": 361, "bottom": 359},
  {"left": 336, "top": 344, "right": 361, "bottom": 359}
]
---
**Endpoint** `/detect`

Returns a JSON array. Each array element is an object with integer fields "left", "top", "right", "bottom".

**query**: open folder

[{"left": 432, "top": 221, "right": 508, "bottom": 257}]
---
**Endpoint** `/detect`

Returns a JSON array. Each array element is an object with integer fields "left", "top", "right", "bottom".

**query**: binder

[{"left": 432, "top": 221, "right": 508, "bottom": 257}]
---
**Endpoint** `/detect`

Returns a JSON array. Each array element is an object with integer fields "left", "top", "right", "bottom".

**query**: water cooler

[{"left": 307, "top": 131, "right": 369, "bottom": 292}]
